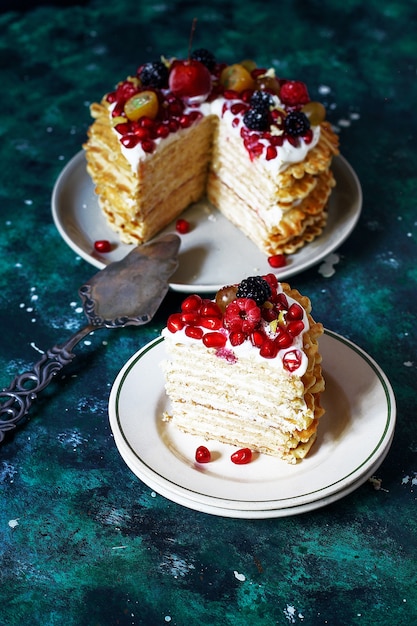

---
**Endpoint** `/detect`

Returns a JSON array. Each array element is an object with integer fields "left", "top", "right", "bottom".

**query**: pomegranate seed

[
  {"left": 156, "top": 124, "right": 170, "bottom": 138},
  {"left": 203, "top": 332, "right": 227, "bottom": 349},
  {"left": 274, "top": 293, "right": 289, "bottom": 309},
  {"left": 185, "top": 326, "right": 204, "bottom": 340},
  {"left": 94, "top": 240, "right": 112, "bottom": 253},
  {"left": 179, "top": 114, "right": 193, "bottom": 128},
  {"left": 141, "top": 139, "right": 155, "bottom": 153},
  {"left": 133, "top": 126, "right": 150, "bottom": 139},
  {"left": 231, "top": 448, "right": 252, "bottom": 465},
  {"left": 287, "top": 320, "right": 305, "bottom": 337},
  {"left": 181, "top": 312, "right": 201, "bottom": 325},
  {"left": 264, "top": 273, "right": 278, "bottom": 289},
  {"left": 229, "top": 331, "right": 245, "bottom": 346},
  {"left": 232, "top": 118, "right": 240, "bottom": 128},
  {"left": 223, "top": 89, "right": 239, "bottom": 100},
  {"left": 200, "top": 317, "right": 222, "bottom": 330},
  {"left": 275, "top": 329, "right": 293, "bottom": 349},
  {"left": 268, "top": 254, "right": 286, "bottom": 268},
  {"left": 167, "top": 101, "right": 184, "bottom": 116},
  {"left": 303, "top": 129, "right": 313, "bottom": 144},
  {"left": 167, "top": 313, "right": 184, "bottom": 333},
  {"left": 114, "top": 123, "right": 130, "bottom": 135},
  {"left": 176, "top": 218, "right": 190, "bottom": 234},
  {"left": 181, "top": 294, "right": 202, "bottom": 312},
  {"left": 120, "top": 134, "right": 140, "bottom": 148},
  {"left": 286, "top": 303, "right": 304, "bottom": 321},
  {"left": 266, "top": 145, "right": 277, "bottom": 161},
  {"left": 261, "top": 307, "right": 277, "bottom": 322},
  {"left": 259, "top": 338, "right": 278, "bottom": 358},
  {"left": 200, "top": 301, "right": 222, "bottom": 318},
  {"left": 195, "top": 445, "right": 211, "bottom": 463},
  {"left": 283, "top": 349, "right": 303, "bottom": 372},
  {"left": 230, "top": 102, "right": 248, "bottom": 115},
  {"left": 251, "top": 330, "right": 265, "bottom": 347}
]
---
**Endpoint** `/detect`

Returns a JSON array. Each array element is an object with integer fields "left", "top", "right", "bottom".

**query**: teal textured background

[{"left": 0, "top": 1, "right": 416, "bottom": 625}]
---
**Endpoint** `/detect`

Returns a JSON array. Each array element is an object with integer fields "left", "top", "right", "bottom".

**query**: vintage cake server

[{"left": 0, "top": 233, "right": 180, "bottom": 443}]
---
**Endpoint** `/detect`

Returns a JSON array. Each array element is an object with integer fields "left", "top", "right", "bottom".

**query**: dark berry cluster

[
  {"left": 236, "top": 276, "right": 272, "bottom": 305},
  {"left": 191, "top": 48, "right": 217, "bottom": 72},
  {"left": 243, "top": 108, "right": 269, "bottom": 131},
  {"left": 243, "top": 89, "right": 273, "bottom": 131},
  {"left": 138, "top": 61, "right": 169, "bottom": 88},
  {"left": 284, "top": 111, "right": 310, "bottom": 137}
]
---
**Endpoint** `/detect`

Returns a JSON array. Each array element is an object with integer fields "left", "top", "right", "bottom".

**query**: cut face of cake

[
  {"left": 161, "top": 274, "right": 325, "bottom": 464},
  {"left": 84, "top": 51, "right": 339, "bottom": 256}
]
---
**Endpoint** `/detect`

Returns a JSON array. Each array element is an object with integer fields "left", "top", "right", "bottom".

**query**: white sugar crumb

[
  {"left": 318, "top": 84, "right": 331, "bottom": 95},
  {"left": 8, "top": 519, "right": 19, "bottom": 529},
  {"left": 318, "top": 252, "right": 340, "bottom": 277},
  {"left": 233, "top": 570, "right": 246, "bottom": 582},
  {"left": 404, "top": 361, "right": 414, "bottom": 367},
  {"left": 284, "top": 604, "right": 304, "bottom": 622}
]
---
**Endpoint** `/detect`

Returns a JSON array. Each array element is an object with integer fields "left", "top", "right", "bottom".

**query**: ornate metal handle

[{"left": 0, "top": 325, "right": 94, "bottom": 443}]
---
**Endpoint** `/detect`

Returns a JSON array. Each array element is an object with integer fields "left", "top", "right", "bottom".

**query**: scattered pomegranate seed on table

[{"left": 94, "top": 240, "right": 112, "bottom": 253}]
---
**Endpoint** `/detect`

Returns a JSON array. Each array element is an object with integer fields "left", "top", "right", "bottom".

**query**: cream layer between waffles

[
  {"left": 161, "top": 274, "right": 325, "bottom": 464},
  {"left": 83, "top": 51, "right": 339, "bottom": 256}
]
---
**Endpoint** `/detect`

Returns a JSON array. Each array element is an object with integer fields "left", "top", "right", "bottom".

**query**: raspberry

[
  {"left": 138, "top": 61, "right": 169, "bottom": 88},
  {"left": 243, "top": 107, "right": 269, "bottom": 131},
  {"left": 191, "top": 48, "right": 217, "bottom": 72},
  {"left": 279, "top": 80, "right": 310, "bottom": 106},
  {"left": 236, "top": 276, "right": 271, "bottom": 305},
  {"left": 224, "top": 298, "right": 261, "bottom": 334},
  {"left": 284, "top": 111, "right": 311, "bottom": 137}
]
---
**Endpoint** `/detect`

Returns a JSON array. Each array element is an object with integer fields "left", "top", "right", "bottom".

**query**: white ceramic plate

[
  {"left": 52, "top": 152, "right": 362, "bottom": 293},
  {"left": 108, "top": 330, "right": 396, "bottom": 518}
]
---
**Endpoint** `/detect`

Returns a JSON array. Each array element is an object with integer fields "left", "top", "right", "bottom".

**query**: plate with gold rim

[
  {"left": 52, "top": 152, "right": 362, "bottom": 293},
  {"left": 108, "top": 329, "right": 396, "bottom": 518}
]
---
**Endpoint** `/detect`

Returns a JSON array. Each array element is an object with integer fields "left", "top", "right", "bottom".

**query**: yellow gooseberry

[
  {"left": 124, "top": 90, "right": 159, "bottom": 121},
  {"left": 220, "top": 64, "right": 255, "bottom": 93}
]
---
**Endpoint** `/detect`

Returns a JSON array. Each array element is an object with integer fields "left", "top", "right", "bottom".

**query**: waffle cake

[
  {"left": 84, "top": 50, "right": 339, "bottom": 255},
  {"left": 161, "top": 274, "right": 325, "bottom": 464}
]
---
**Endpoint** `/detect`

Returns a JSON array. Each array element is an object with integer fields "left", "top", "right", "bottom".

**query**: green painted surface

[{"left": 0, "top": 1, "right": 416, "bottom": 624}]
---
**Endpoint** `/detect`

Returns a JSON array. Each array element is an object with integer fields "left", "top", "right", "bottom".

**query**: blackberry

[
  {"left": 236, "top": 276, "right": 272, "bottom": 305},
  {"left": 250, "top": 90, "right": 274, "bottom": 111},
  {"left": 191, "top": 48, "right": 216, "bottom": 72},
  {"left": 284, "top": 111, "right": 310, "bottom": 137},
  {"left": 138, "top": 61, "right": 169, "bottom": 88},
  {"left": 243, "top": 107, "right": 270, "bottom": 131}
]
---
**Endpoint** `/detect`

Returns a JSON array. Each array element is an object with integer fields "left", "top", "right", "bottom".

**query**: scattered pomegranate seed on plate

[
  {"left": 195, "top": 445, "right": 211, "bottom": 463},
  {"left": 268, "top": 254, "right": 286, "bottom": 268},
  {"left": 176, "top": 218, "right": 191, "bottom": 234},
  {"left": 94, "top": 240, "right": 112, "bottom": 253}
]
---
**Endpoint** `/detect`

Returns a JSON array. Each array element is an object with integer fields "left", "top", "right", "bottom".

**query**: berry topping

[
  {"left": 138, "top": 61, "right": 169, "bottom": 88},
  {"left": 243, "top": 107, "right": 270, "bottom": 131},
  {"left": 284, "top": 111, "right": 311, "bottom": 137},
  {"left": 231, "top": 448, "right": 252, "bottom": 465},
  {"left": 191, "top": 48, "right": 217, "bottom": 72},
  {"left": 279, "top": 80, "right": 310, "bottom": 106},
  {"left": 195, "top": 445, "right": 211, "bottom": 463},
  {"left": 250, "top": 90, "right": 274, "bottom": 111},
  {"left": 236, "top": 276, "right": 272, "bottom": 305}
]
